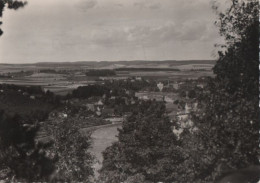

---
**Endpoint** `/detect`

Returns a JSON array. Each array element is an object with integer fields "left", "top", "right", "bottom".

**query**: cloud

[
  {"left": 0, "top": 0, "right": 222, "bottom": 63},
  {"left": 148, "top": 3, "right": 161, "bottom": 10},
  {"left": 89, "top": 20, "right": 214, "bottom": 48},
  {"left": 75, "top": 0, "right": 97, "bottom": 11},
  {"left": 114, "top": 3, "right": 124, "bottom": 8},
  {"left": 178, "top": 21, "right": 208, "bottom": 41},
  {"left": 134, "top": 1, "right": 162, "bottom": 10}
]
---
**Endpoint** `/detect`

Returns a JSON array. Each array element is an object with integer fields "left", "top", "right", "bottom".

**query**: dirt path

[{"left": 89, "top": 123, "right": 122, "bottom": 179}]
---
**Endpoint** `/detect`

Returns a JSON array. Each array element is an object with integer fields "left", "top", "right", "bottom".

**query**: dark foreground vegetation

[
  {"left": 0, "top": 84, "right": 94, "bottom": 182},
  {"left": 0, "top": 0, "right": 258, "bottom": 182},
  {"left": 0, "top": 84, "right": 60, "bottom": 120}
]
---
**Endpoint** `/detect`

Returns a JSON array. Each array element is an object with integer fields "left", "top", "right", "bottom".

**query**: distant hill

[{"left": 0, "top": 60, "right": 216, "bottom": 72}]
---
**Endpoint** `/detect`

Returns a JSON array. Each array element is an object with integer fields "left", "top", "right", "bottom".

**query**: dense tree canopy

[
  {"left": 46, "top": 119, "right": 94, "bottom": 182},
  {"left": 99, "top": 101, "right": 183, "bottom": 183},
  {"left": 0, "top": 111, "right": 54, "bottom": 182},
  {"left": 184, "top": 0, "right": 259, "bottom": 182}
]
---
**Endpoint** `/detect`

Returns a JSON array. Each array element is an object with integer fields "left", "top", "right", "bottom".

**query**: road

[{"left": 88, "top": 123, "right": 122, "bottom": 178}]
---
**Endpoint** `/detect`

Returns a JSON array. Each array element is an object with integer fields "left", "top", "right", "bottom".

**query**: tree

[
  {"left": 179, "top": 0, "right": 259, "bottom": 182},
  {"left": 99, "top": 101, "right": 183, "bottom": 183},
  {"left": 188, "top": 89, "right": 196, "bottom": 99},
  {"left": 0, "top": 0, "right": 27, "bottom": 36},
  {"left": 0, "top": 110, "right": 54, "bottom": 182},
  {"left": 46, "top": 118, "right": 94, "bottom": 182}
]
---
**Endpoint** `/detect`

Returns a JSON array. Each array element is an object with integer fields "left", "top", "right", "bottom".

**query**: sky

[{"left": 0, "top": 0, "right": 228, "bottom": 63}]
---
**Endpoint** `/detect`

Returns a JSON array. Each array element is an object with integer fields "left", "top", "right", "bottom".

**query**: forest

[{"left": 86, "top": 69, "right": 116, "bottom": 76}]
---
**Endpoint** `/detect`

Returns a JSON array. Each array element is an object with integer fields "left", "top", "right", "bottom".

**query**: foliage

[
  {"left": 0, "top": 0, "right": 27, "bottom": 36},
  {"left": 68, "top": 85, "right": 110, "bottom": 99},
  {"left": 68, "top": 79, "right": 156, "bottom": 100},
  {"left": 0, "top": 85, "right": 62, "bottom": 182},
  {"left": 115, "top": 68, "right": 180, "bottom": 71},
  {"left": 104, "top": 79, "right": 156, "bottom": 92},
  {"left": 99, "top": 101, "right": 182, "bottom": 183},
  {"left": 0, "top": 84, "right": 60, "bottom": 120},
  {"left": 46, "top": 119, "right": 94, "bottom": 182},
  {"left": 0, "top": 110, "right": 54, "bottom": 182},
  {"left": 177, "top": 0, "right": 259, "bottom": 182}
]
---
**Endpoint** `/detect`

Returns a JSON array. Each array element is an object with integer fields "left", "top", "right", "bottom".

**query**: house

[
  {"left": 172, "top": 126, "right": 183, "bottom": 139},
  {"left": 197, "top": 84, "right": 204, "bottom": 89},
  {"left": 180, "top": 119, "right": 194, "bottom": 129},
  {"left": 185, "top": 103, "right": 192, "bottom": 113},
  {"left": 30, "top": 95, "right": 36, "bottom": 100},
  {"left": 130, "top": 98, "right": 136, "bottom": 104},
  {"left": 172, "top": 83, "right": 179, "bottom": 90},
  {"left": 86, "top": 104, "right": 95, "bottom": 112},
  {"left": 123, "top": 112, "right": 133, "bottom": 118},
  {"left": 141, "top": 95, "right": 149, "bottom": 100},
  {"left": 96, "top": 111, "right": 101, "bottom": 116},
  {"left": 23, "top": 92, "right": 29, "bottom": 96},
  {"left": 110, "top": 96, "right": 116, "bottom": 100},
  {"left": 96, "top": 100, "right": 104, "bottom": 106},
  {"left": 177, "top": 112, "right": 189, "bottom": 121},
  {"left": 157, "top": 82, "right": 164, "bottom": 91},
  {"left": 105, "top": 117, "right": 123, "bottom": 124},
  {"left": 165, "top": 103, "right": 178, "bottom": 113},
  {"left": 164, "top": 96, "right": 174, "bottom": 103},
  {"left": 126, "top": 90, "right": 135, "bottom": 97},
  {"left": 168, "top": 111, "right": 177, "bottom": 122},
  {"left": 135, "top": 76, "right": 142, "bottom": 81},
  {"left": 57, "top": 112, "right": 68, "bottom": 118},
  {"left": 193, "top": 102, "right": 198, "bottom": 111}
]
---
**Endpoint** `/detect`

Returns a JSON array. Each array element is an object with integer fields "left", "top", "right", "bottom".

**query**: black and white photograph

[{"left": 0, "top": 0, "right": 259, "bottom": 182}]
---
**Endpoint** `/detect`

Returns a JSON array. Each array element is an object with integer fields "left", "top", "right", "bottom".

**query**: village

[{"left": 33, "top": 75, "right": 207, "bottom": 144}]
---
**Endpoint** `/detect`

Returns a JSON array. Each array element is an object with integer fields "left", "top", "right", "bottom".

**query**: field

[{"left": 0, "top": 60, "right": 215, "bottom": 95}]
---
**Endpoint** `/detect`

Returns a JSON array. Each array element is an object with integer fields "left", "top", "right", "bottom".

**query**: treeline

[
  {"left": 39, "top": 69, "right": 57, "bottom": 73},
  {"left": 115, "top": 67, "right": 180, "bottom": 71},
  {"left": 0, "top": 71, "right": 34, "bottom": 78},
  {"left": 0, "top": 74, "right": 12, "bottom": 78},
  {"left": 104, "top": 79, "right": 156, "bottom": 92},
  {"left": 0, "top": 84, "right": 43, "bottom": 94},
  {"left": 67, "top": 79, "right": 156, "bottom": 99},
  {"left": 86, "top": 69, "right": 116, "bottom": 76},
  {"left": 0, "top": 84, "right": 60, "bottom": 121},
  {"left": 39, "top": 69, "right": 69, "bottom": 74},
  {"left": 68, "top": 85, "right": 110, "bottom": 99}
]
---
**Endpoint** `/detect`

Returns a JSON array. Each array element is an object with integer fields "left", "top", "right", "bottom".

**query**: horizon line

[{"left": 0, "top": 59, "right": 216, "bottom": 65}]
